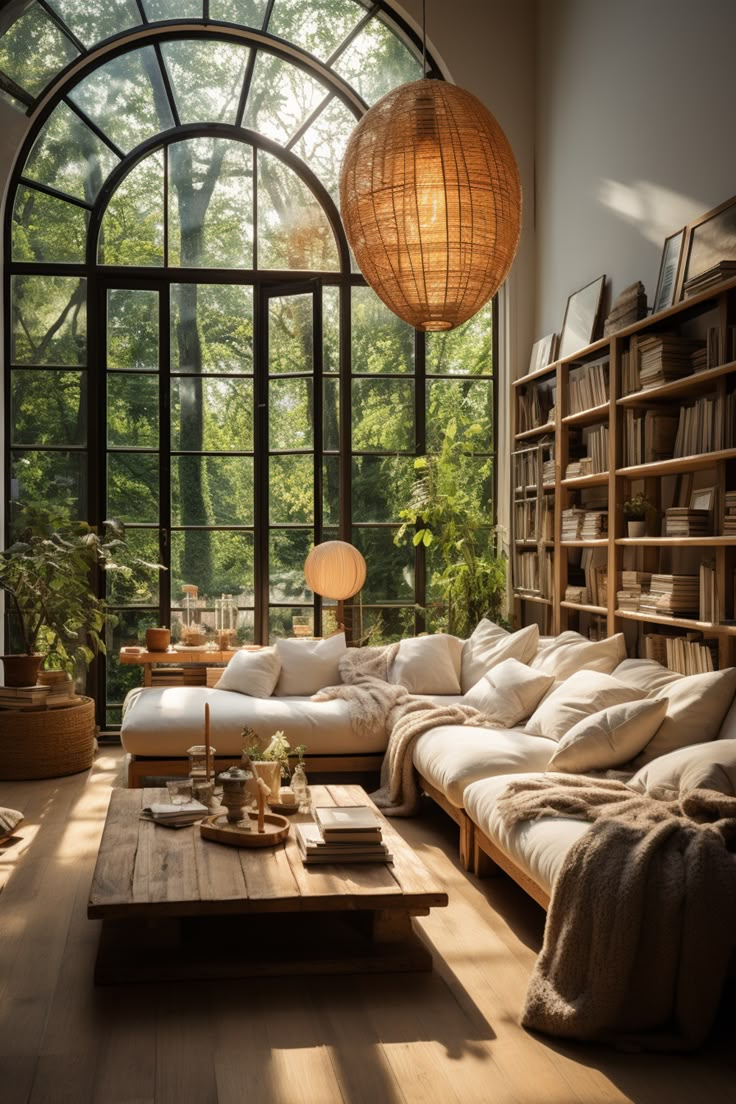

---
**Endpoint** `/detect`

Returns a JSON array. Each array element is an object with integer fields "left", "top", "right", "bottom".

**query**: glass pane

[
  {"left": 106, "top": 529, "right": 161, "bottom": 605},
  {"left": 269, "top": 605, "right": 316, "bottom": 642},
  {"left": 108, "top": 375, "right": 159, "bottom": 447},
  {"left": 268, "top": 0, "right": 365, "bottom": 61},
  {"left": 107, "top": 453, "right": 159, "bottom": 523},
  {"left": 0, "top": 2, "right": 79, "bottom": 98},
  {"left": 143, "top": 0, "right": 202, "bottom": 17},
  {"left": 107, "top": 289, "right": 159, "bottom": 371},
  {"left": 352, "top": 528, "right": 413, "bottom": 601},
  {"left": 426, "top": 302, "right": 493, "bottom": 376},
  {"left": 269, "top": 378, "right": 313, "bottom": 450},
  {"left": 171, "top": 284, "right": 253, "bottom": 374},
  {"left": 69, "top": 46, "right": 174, "bottom": 153},
  {"left": 324, "top": 377, "right": 339, "bottom": 451},
  {"left": 269, "top": 529, "right": 313, "bottom": 603},
  {"left": 107, "top": 609, "right": 161, "bottom": 710},
  {"left": 171, "top": 378, "right": 253, "bottom": 451},
  {"left": 99, "top": 150, "right": 165, "bottom": 266},
  {"left": 12, "top": 275, "right": 86, "bottom": 366},
  {"left": 352, "top": 455, "right": 414, "bottom": 523},
  {"left": 12, "top": 370, "right": 85, "bottom": 446},
  {"left": 210, "top": 0, "right": 268, "bottom": 25},
  {"left": 243, "top": 52, "right": 326, "bottom": 144},
  {"left": 46, "top": 0, "right": 141, "bottom": 48},
  {"left": 11, "top": 450, "right": 86, "bottom": 519},
  {"left": 12, "top": 186, "right": 88, "bottom": 263},
  {"left": 352, "top": 286, "right": 414, "bottom": 374},
  {"left": 22, "top": 101, "right": 120, "bottom": 203},
  {"left": 161, "top": 39, "right": 249, "bottom": 126},
  {"left": 323, "top": 456, "right": 339, "bottom": 526},
  {"left": 426, "top": 380, "right": 493, "bottom": 451},
  {"left": 323, "top": 286, "right": 339, "bottom": 374},
  {"left": 334, "top": 16, "right": 422, "bottom": 105},
  {"left": 268, "top": 294, "right": 312, "bottom": 375},
  {"left": 352, "top": 379, "right": 414, "bottom": 452},
  {"left": 171, "top": 529, "right": 254, "bottom": 601},
  {"left": 172, "top": 456, "right": 254, "bottom": 525},
  {"left": 353, "top": 604, "right": 412, "bottom": 644},
  {"left": 169, "top": 138, "right": 254, "bottom": 268},
  {"left": 258, "top": 151, "right": 339, "bottom": 270},
  {"left": 292, "top": 96, "right": 359, "bottom": 202},
  {"left": 270, "top": 455, "right": 314, "bottom": 524}
]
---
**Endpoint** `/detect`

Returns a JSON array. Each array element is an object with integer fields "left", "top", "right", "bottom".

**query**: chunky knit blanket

[
  {"left": 496, "top": 775, "right": 736, "bottom": 1051},
  {"left": 313, "top": 643, "right": 478, "bottom": 815}
]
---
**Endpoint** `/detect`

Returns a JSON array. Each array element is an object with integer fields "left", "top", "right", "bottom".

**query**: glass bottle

[{"left": 291, "top": 762, "right": 311, "bottom": 814}]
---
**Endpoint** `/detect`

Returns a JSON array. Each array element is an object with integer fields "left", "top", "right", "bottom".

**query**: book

[
  {"left": 296, "top": 823, "right": 392, "bottom": 864},
  {"left": 313, "top": 805, "right": 382, "bottom": 835},
  {"left": 0, "top": 684, "right": 50, "bottom": 702}
]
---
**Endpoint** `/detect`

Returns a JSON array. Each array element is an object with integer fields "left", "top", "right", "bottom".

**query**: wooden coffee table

[{"left": 88, "top": 783, "right": 448, "bottom": 984}]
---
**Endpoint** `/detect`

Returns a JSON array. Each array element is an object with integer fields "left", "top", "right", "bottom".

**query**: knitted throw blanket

[{"left": 496, "top": 775, "right": 736, "bottom": 1051}]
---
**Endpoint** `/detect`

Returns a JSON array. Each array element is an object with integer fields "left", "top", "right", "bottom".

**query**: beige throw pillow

[
  {"left": 460, "top": 620, "right": 539, "bottom": 693},
  {"left": 463, "top": 658, "right": 555, "bottom": 728},
  {"left": 632, "top": 667, "right": 736, "bottom": 766},
  {"left": 613, "top": 658, "right": 684, "bottom": 696},
  {"left": 629, "top": 738, "right": 736, "bottom": 796},
  {"left": 215, "top": 647, "right": 281, "bottom": 698},
  {"left": 549, "top": 697, "right": 667, "bottom": 773},
  {"left": 531, "top": 631, "right": 626, "bottom": 681},
  {"left": 525, "top": 669, "right": 645, "bottom": 744},
  {"left": 274, "top": 633, "right": 346, "bottom": 696},
  {"left": 391, "top": 633, "right": 464, "bottom": 695}
]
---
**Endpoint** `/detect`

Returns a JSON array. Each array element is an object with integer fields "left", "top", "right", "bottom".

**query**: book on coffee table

[
  {"left": 296, "top": 822, "right": 392, "bottom": 864},
  {"left": 313, "top": 805, "right": 383, "bottom": 842}
]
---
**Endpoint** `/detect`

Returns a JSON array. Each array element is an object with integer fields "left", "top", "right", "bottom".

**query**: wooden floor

[{"left": 1, "top": 750, "right": 734, "bottom": 1104}]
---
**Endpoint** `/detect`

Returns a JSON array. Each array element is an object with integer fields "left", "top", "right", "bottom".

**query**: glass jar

[
  {"left": 215, "top": 593, "right": 238, "bottom": 650},
  {"left": 291, "top": 762, "right": 311, "bottom": 814},
  {"left": 187, "top": 743, "right": 216, "bottom": 781}
]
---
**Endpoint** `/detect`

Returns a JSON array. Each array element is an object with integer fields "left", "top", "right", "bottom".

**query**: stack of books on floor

[
  {"left": 664, "top": 507, "right": 710, "bottom": 536},
  {"left": 297, "top": 806, "right": 393, "bottom": 865},
  {"left": 0, "top": 683, "right": 80, "bottom": 710},
  {"left": 640, "top": 574, "right": 699, "bottom": 617},
  {"left": 682, "top": 261, "right": 736, "bottom": 298},
  {"left": 724, "top": 491, "right": 736, "bottom": 535},
  {"left": 140, "top": 801, "right": 209, "bottom": 829},
  {"left": 636, "top": 333, "right": 704, "bottom": 388},
  {"left": 561, "top": 507, "right": 585, "bottom": 540}
]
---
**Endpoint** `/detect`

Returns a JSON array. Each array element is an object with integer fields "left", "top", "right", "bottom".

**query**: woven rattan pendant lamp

[{"left": 339, "top": 2, "right": 522, "bottom": 332}]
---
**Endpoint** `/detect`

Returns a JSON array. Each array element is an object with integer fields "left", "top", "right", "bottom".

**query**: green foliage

[
  {"left": 623, "top": 493, "right": 653, "bottom": 519},
  {"left": 241, "top": 727, "right": 306, "bottom": 779}
]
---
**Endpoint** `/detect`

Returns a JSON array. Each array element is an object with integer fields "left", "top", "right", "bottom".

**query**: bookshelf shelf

[
  {"left": 515, "top": 423, "right": 556, "bottom": 441},
  {"left": 560, "top": 539, "right": 608, "bottom": 548},
  {"left": 560, "top": 601, "right": 607, "bottom": 615},
  {"left": 512, "top": 361, "right": 558, "bottom": 388},
  {"left": 617, "top": 448, "right": 736, "bottom": 479},
  {"left": 561, "top": 473, "right": 609, "bottom": 489},
  {"left": 616, "top": 536, "right": 735, "bottom": 547},
  {"left": 615, "top": 610, "right": 736, "bottom": 637},
  {"left": 562, "top": 402, "right": 609, "bottom": 427},
  {"left": 617, "top": 360, "right": 736, "bottom": 407}
]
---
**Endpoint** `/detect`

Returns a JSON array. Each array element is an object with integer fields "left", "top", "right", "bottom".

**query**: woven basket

[{"left": 0, "top": 696, "right": 96, "bottom": 780}]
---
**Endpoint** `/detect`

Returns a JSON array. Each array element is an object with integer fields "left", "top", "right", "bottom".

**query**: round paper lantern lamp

[
  {"left": 304, "top": 541, "right": 367, "bottom": 600},
  {"left": 340, "top": 79, "right": 522, "bottom": 332}
]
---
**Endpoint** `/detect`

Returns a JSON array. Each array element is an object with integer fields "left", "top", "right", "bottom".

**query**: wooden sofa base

[
  {"left": 416, "top": 773, "right": 474, "bottom": 871},
  {"left": 127, "top": 752, "right": 384, "bottom": 788}
]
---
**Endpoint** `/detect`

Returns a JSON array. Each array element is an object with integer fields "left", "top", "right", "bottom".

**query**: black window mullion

[
  {"left": 285, "top": 93, "right": 333, "bottom": 152},
  {"left": 163, "top": 146, "right": 169, "bottom": 266},
  {"left": 254, "top": 286, "right": 268, "bottom": 643},
  {"left": 339, "top": 283, "right": 351, "bottom": 543},
  {"left": 235, "top": 49, "right": 258, "bottom": 129},
  {"left": 35, "top": 0, "right": 87, "bottom": 55},
  {"left": 324, "top": 4, "right": 381, "bottom": 68},
  {"left": 134, "top": 0, "right": 149, "bottom": 23},
  {"left": 64, "top": 97, "right": 126, "bottom": 162},
  {"left": 159, "top": 285, "right": 172, "bottom": 622},
  {"left": 313, "top": 283, "right": 323, "bottom": 635},
  {"left": 89, "top": 276, "right": 104, "bottom": 719},
  {"left": 414, "top": 328, "right": 426, "bottom": 632},
  {"left": 17, "top": 177, "right": 94, "bottom": 211},
  {"left": 154, "top": 42, "right": 181, "bottom": 130}
]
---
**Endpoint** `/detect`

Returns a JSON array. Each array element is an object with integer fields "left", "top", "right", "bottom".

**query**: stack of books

[
  {"left": 561, "top": 507, "right": 585, "bottom": 540},
  {"left": 567, "top": 357, "right": 610, "bottom": 413},
  {"left": 724, "top": 491, "right": 736, "bottom": 535},
  {"left": 623, "top": 409, "right": 679, "bottom": 465},
  {"left": 581, "top": 511, "right": 608, "bottom": 540},
  {"left": 564, "top": 585, "right": 587, "bottom": 605},
  {"left": 0, "top": 684, "right": 52, "bottom": 711},
  {"left": 636, "top": 334, "right": 704, "bottom": 388},
  {"left": 616, "top": 571, "right": 652, "bottom": 613},
  {"left": 674, "top": 392, "right": 734, "bottom": 456},
  {"left": 664, "top": 507, "right": 710, "bottom": 536},
  {"left": 140, "top": 801, "right": 209, "bottom": 829},
  {"left": 603, "top": 282, "right": 647, "bottom": 336},
  {"left": 296, "top": 805, "right": 393, "bottom": 865},
  {"left": 581, "top": 547, "right": 608, "bottom": 607},
  {"left": 699, "top": 560, "right": 719, "bottom": 623},
  {"left": 640, "top": 574, "right": 699, "bottom": 617},
  {"left": 682, "top": 261, "right": 736, "bottom": 298}
]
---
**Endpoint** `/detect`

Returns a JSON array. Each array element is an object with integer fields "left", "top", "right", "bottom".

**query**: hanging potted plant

[{"left": 623, "top": 493, "right": 653, "bottom": 538}]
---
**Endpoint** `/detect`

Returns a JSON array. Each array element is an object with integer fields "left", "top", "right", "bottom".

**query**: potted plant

[
  {"left": 240, "top": 727, "right": 306, "bottom": 803},
  {"left": 623, "top": 493, "right": 653, "bottom": 538},
  {"left": 0, "top": 504, "right": 161, "bottom": 687}
]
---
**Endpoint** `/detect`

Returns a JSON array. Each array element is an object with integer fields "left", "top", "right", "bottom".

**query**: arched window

[{"left": 3, "top": 2, "right": 495, "bottom": 726}]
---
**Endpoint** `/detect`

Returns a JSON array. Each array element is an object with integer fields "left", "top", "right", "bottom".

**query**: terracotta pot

[
  {"left": 145, "top": 627, "right": 170, "bottom": 652},
  {"left": 2, "top": 653, "right": 44, "bottom": 688}
]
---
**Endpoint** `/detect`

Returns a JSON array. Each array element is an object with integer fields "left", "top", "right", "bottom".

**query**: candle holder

[{"left": 217, "top": 766, "right": 252, "bottom": 825}]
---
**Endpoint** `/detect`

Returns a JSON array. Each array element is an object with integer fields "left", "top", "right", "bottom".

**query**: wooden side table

[{"left": 119, "top": 646, "right": 254, "bottom": 687}]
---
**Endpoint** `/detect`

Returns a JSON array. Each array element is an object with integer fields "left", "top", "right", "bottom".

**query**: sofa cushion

[
  {"left": 613, "top": 658, "right": 684, "bottom": 696},
  {"left": 412, "top": 724, "right": 556, "bottom": 807},
  {"left": 464, "top": 658, "right": 554, "bottom": 728},
  {"left": 531, "top": 630, "right": 626, "bottom": 681},
  {"left": 632, "top": 667, "right": 736, "bottom": 766},
  {"left": 119, "top": 684, "right": 381, "bottom": 757},
  {"left": 629, "top": 738, "right": 736, "bottom": 796},
  {"left": 549, "top": 697, "right": 667, "bottom": 773},
  {"left": 464, "top": 773, "right": 590, "bottom": 897},
  {"left": 214, "top": 647, "right": 281, "bottom": 698},
  {"left": 460, "top": 620, "right": 539, "bottom": 693},
  {"left": 524, "top": 669, "right": 644, "bottom": 744},
  {"left": 390, "top": 633, "right": 464, "bottom": 695},
  {"left": 274, "top": 633, "right": 346, "bottom": 696}
]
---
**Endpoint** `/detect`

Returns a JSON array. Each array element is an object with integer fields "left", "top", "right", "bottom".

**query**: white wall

[{"left": 535, "top": 0, "right": 736, "bottom": 346}]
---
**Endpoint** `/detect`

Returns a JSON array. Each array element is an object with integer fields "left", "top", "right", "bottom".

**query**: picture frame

[
  {"left": 676, "top": 193, "right": 736, "bottom": 300},
  {"left": 557, "top": 275, "right": 606, "bottom": 360},
  {"left": 527, "top": 333, "right": 558, "bottom": 375},
  {"left": 690, "top": 486, "right": 716, "bottom": 512},
  {"left": 652, "top": 228, "right": 685, "bottom": 314}
]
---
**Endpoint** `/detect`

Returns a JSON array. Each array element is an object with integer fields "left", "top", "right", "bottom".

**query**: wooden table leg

[{"left": 371, "top": 909, "right": 413, "bottom": 944}]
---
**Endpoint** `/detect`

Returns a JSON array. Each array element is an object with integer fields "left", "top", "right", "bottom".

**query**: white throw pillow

[
  {"left": 549, "top": 697, "right": 667, "bottom": 773},
  {"left": 525, "top": 669, "right": 644, "bottom": 744},
  {"left": 531, "top": 631, "right": 626, "bottom": 681},
  {"left": 632, "top": 667, "right": 736, "bottom": 766},
  {"left": 390, "top": 633, "right": 464, "bottom": 695},
  {"left": 613, "top": 658, "right": 684, "bottom": 696},
  {"left": 629, "top": 738, "right": 736, "bottom": 796},
  {"left": 215, "top": 647, "right": 281, "bottom": 698},
  {"left": 274, "top": 633, "right": 347, "bottom": 696},
  {"left": 464, "top": 658, "right": 554, "bottom": 728},
  {"left": 460, "top": 621, "right": 539, "bottom": 693}
]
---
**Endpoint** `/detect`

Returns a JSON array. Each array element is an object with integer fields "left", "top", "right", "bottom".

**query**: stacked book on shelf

[
  {"left": 617, "top": 570, "right": 652, "bottom": 612},
  {"left": 513, "top": 439, "right": 555, "bottom": 494},
  {"left": 516, "top": 382, "right": 556, "bottom": 434},
  {"left": 623, "top": 409, "right": 678, "bottom": 465},
  {"left": 515, "top": 550, "right": 554, "bottom": 598},
  {"left": 581, "top": 510, "right": 608, "bottom": 540},
  {"left": 673, "top": 390, "right": 736, "bottom": 457},
  {"left": 639, "top": 574, "right": 699, "bottom": 617},
  {"left": 564, "top": 458, "right": 592, "bottom": 479},
  {"left": 296, "top": 805, "right": 392, "bottom": 865},
  {"left": 643, "top": 632, "right": 717, "bottom": 674},
  {"left": 664, "top": 508, "right": 710, "bottom": 536},
  {"left": 567, "top": 357, "right": 609, "bottom": 414},
  {"left": 586, "top": 424, "right": 609, "bottom": 473},
  {"left": 682, "top": 261, "right": 736, "bottom": 298},
  {"left": 561, "top": 507, "right": 585, "bottom": 541},
  {"left": 564, "top": 585, "right": 587, "bottom": 605},
  {"left": 542, "top": 454, "right": 556, "bottom": 483},
  {"left": 603, "top": 282, "right": 647, "bottom": 336},
  {"left": 699, "top": 560, "right": 719, "bottom": 624},
  {"left": 635, "top": 333, "right": 705, "bottom": 389},
  {"left": 724, "top": 491, "right": 736, "bottom": 534},
  {"left": 515, "top": 496, "right": 554, "bottom": 542},
  {"left": 0, "top": 682, "right": 79, "bottom": 711},
  {"left": 581, "top": 547, "right": 608, "bottom": 608}
]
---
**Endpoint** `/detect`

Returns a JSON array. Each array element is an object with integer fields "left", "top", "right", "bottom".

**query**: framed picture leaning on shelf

[
  {"left": 676, "top": 193, "right": 736, "bottom": 299},
  {"left": 527, "top": 333, "right": 558, "bottom": 375},
  {"left": 557, "top": 275, "right": 606, "bottom": 359},
  {"left": 652, "top": 227, "right": 685, "bottom": 314}
]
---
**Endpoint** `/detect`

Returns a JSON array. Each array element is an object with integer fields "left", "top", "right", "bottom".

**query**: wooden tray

[{"left": 200, "top": 812, "right": 290, "bottom": 848}]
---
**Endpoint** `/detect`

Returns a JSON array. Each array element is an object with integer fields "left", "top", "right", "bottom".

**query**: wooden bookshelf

[{"left": 512, "top": 279, "right": 736, "bottom": 669}]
